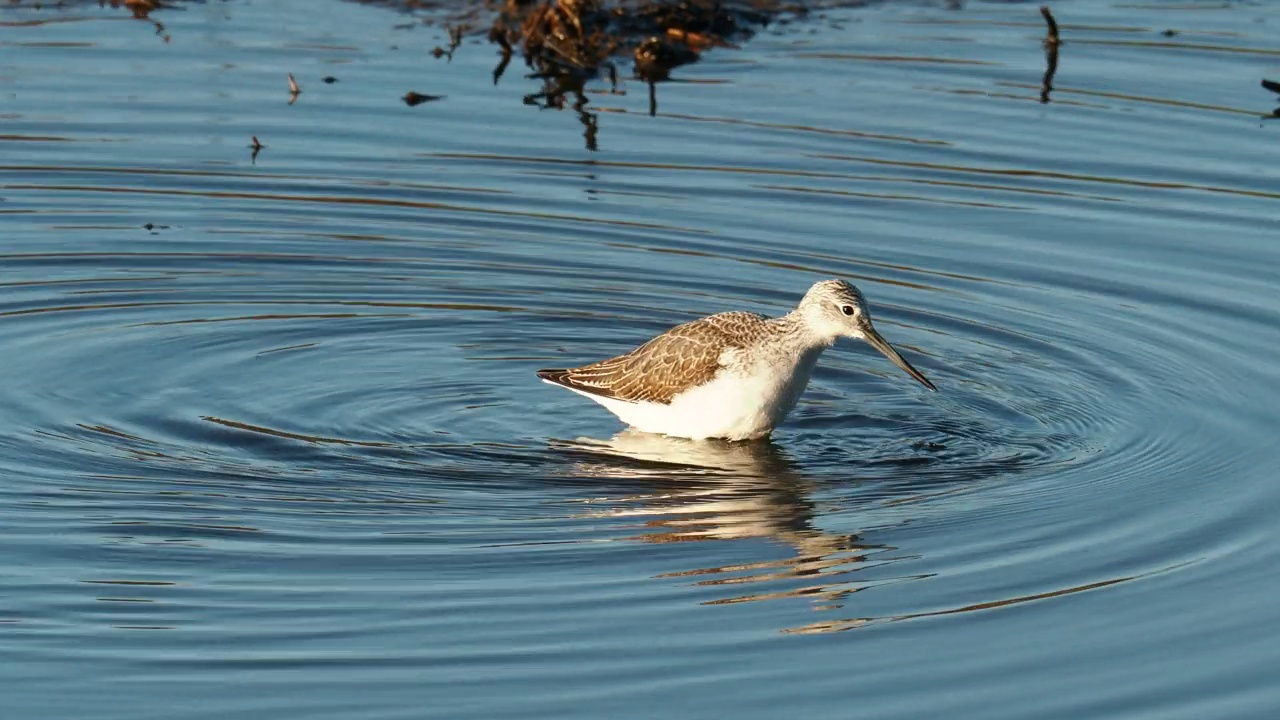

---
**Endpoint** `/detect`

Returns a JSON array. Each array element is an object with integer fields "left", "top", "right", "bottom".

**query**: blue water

[{"left": 3, "top": 0, "right": 1280, "bottom": 717}]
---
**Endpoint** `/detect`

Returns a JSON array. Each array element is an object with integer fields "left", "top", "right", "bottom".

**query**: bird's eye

[{"left": 841, "top": 305, "right": 855, "bottom": 316}]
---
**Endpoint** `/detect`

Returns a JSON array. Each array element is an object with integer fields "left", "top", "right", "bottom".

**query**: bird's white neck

[{"left": 775, "top": 310, "right": 838, "bottom": 352}]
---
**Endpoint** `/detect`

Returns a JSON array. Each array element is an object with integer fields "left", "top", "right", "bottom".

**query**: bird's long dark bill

[{"left": 864, "top": 326, "right": 937, "bottom": 391}]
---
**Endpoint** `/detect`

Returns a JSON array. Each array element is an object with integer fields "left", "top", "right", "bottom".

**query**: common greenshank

[{"left": 537, "top": 279, "right": 936, "bottom": 441}]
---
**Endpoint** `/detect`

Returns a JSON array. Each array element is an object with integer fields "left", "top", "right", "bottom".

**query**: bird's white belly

[{"left": 564, "top": 351, "right": 820, "bottom": 441}]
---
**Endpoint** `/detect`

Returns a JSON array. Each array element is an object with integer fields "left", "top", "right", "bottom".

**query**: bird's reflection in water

[
  {"left": 552, "top": 430, "right": 919, "bottom": 613},
  {"left": 551, "top": 432, "right": 1151, "bottom": 634}
]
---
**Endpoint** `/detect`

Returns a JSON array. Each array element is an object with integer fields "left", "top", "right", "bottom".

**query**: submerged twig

[
  {"left": 1039, "top": 6, "right": 1060, "bottom": 104},
  {"left": 287, "top": 72, "right": 301, "bottom": 105},
  {"left": 249, "top": 136, "right": 263, "bottom": 164},
  {"left": 1040, "top": 6, "right": 1060, "bottom": 49}
]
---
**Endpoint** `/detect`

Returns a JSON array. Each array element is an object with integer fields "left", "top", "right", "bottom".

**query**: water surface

[{"left": 3, "top": 1, "right": 1280, "bottom": 718}]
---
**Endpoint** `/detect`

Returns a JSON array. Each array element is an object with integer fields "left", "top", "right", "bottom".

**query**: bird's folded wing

[{"left": 545, "top": 314, "right": 761, "bottom": 404}]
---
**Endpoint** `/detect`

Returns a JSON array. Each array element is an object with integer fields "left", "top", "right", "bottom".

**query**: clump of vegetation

[{"left": 483, "top": 0, "right": 777, "bottom": 107}]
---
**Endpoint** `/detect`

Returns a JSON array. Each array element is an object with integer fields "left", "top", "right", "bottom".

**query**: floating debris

[
  {"left": 322, "top": 76, "right": 338, "bottom": 84},
  {"left": 249, "top": 135, "right": 264, "bottom": 163},
  {"left": 403, "top": 91, "right": 444, "bottom": 106},
  {"left": 287, "top": 72, "right": 301, "bottom": 104},
  {"left": 1263, "top": 79, "right": 1280, "bottom": 118}
]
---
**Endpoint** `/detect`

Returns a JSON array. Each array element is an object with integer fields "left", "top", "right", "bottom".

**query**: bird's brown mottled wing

[{"left": 537, "top": 311, "right": 768, "bottom": 404}]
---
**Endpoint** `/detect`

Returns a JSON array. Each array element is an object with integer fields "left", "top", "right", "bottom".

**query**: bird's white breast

[{"left": 563, "top": 345, "right": 824, "bottom": 441}]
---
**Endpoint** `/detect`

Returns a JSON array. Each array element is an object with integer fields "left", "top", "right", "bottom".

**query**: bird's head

[{"left": 797, "top": 279, "right": 936, "bottom": 391}]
